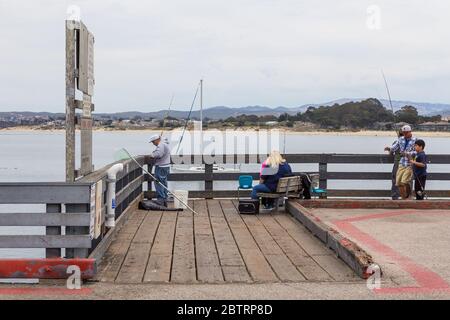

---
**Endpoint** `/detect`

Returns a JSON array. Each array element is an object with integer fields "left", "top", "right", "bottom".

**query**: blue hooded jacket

[{"left": 261, "top": 162, "right": 293, "bottom": 192}]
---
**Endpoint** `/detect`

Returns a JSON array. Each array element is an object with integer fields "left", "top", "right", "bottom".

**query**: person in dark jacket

[
  {"left": 410, "top": 139, "right": 427, "bottom": 200},
  {"left": 252, "top": 151, "right": 292, "bottom": 208}
]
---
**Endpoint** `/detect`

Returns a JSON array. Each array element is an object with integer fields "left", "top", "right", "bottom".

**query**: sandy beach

[{"left": 2, "top": 126, "right": 450, "bottom": 137}]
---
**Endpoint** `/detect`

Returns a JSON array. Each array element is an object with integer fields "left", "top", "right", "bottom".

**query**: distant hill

[
  {"left": 93, "top": 105, "right": 297, "bottom": 121},
  {"left": 318, "top": 99, "right": 450, "bottom": 116},
  {"left": 2, "top": 98, "right": 449, "bottom": 122}
]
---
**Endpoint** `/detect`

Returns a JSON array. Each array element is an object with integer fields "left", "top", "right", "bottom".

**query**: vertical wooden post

[
  {"left": 66, "top": 203, "right": 90, "bottom": 258},
  {"left": 319, "top": 155, "right": 328, "bottom": 199},
  {"left": 65, "top": 21, "right": 77, "bottom": 183},
  {"left": 66, "top": 20, "right": 94, "bottom": 181},
  {"left": 45, "top": 204, "right": 62, "bottom": 258},
  {"left": 80, "top": 95, "right": 93, "bottom": 176},
  {"left": 147, "top": 163, "right": 153, "bottom": 196},
  {"left": 205, "top": 162, "right": 213, "bottom": 199}
]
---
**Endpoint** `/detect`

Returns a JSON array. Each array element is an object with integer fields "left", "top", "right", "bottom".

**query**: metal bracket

[{"left": 75, "top": 100, "right": 84, "bottom": 110}]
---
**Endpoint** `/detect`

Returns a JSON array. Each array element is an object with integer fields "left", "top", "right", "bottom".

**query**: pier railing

[
  {"left": 0, "top": 153, "right": 449, "bottom": 276},
  {"left": 145, "top": 153, "right": 450, "bottom": 199},
  {"left": 0, "top": 183, "right": 93, "bottom": 259},
  {"left": 0, "top": 155, "right": 148, "bottom": 261}
]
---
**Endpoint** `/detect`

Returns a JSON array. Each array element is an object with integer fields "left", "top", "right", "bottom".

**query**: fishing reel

[{"left": 416, "top": 190, "right": 428, "bottom": 199}]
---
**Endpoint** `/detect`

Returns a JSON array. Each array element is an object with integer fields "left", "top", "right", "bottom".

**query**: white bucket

[{"left": 173, "top": 190, "right": 189, "bottom": 209}]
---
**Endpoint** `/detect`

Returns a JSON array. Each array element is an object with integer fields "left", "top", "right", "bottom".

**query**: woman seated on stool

[{"left": 251, "top": 151, "right": 292, "bottom": 209}]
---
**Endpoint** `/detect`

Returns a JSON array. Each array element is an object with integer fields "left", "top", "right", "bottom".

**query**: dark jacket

[
  {"left": 262, "top": 162, "right": 293, "bottom": 192},
  {"left": 413, "top": 151, "right": 427, "bottom": 177}
]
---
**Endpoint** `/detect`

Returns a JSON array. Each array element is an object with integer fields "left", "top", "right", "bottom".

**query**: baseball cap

[
  {"left": 401, "top": 125, "right": 412, "bottom": 132},
  {"left": 149, "top": 134, "right": 161, "bottom": 143}
]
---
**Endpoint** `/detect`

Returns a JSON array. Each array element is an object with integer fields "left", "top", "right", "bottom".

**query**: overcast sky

[{"left": 0, "top": 0, "right": 449, "bottom": 113}]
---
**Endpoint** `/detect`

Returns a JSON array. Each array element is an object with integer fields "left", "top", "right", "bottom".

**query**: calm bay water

[
  {"left": 0, "top": 130, "right": 449, "bottom": 259},
  {"left": 1, "top": 130, "right": 449, "bottom": 182}
]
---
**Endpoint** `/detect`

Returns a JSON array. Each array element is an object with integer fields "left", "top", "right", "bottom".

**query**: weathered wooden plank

[
  {"left": 89, "top": 194, "right": 143, "bottom": 263},
  {"left": 144, "top": 212, "right": 178, "bottom": 283},
  {"left": 115, "top": 175, "right": 145, "bottom": 207},
  {"left": 149, "top": 171, "right": 450, "bottom": 182},
  {"left": 205, "top": 165, "right": 214, "bottom": 199},
  {"left": 220, "top": 266, "right": 252, "bottom": 282},
  {"left": 259, "top": 213, "right": 332, "bottom": 281},
  {"left": 65, "top": 21, "right": 77, "bottom": 182},
  {"left": 220, "top": 200, "right": 277, "bottom": 282},
  {"left": 286, "top": 200, "right": 329, "bottom": 243},
  {"left": 238, "top": 210, "right": 305, "bottom": 282},
  {"left": 273, "top": 214, "right": 332, "bottom": 256},
  {"left": 0, "top": 235, "right": 91, "bottom": 248},
  {"left": 313, "top": 255, "right": 361, "bottom": 282},
  {"left": 132, "top": 211, "right": 163, "bottom": 244},
  {"left": 96, "top": 240, "right": 132, "bottom": 282},
  {"left": 114, "top": 244, "right": 149, "bottom": 284},
  {"left": 147, "top": 188, "right": 450, "bottom": 200},
  {"left": 171, "top": 209, "right": 196, "bottom": 283},
  {"left": 157, "top": 153, "right": 450, "bottom": 165},
  {"left": 79, "top": 114, "right": 93, "bottom": 176},
  {"left": 167, "top": 154, "right": 397, "bottom": 164},
  {"left": 0, "top": 184, "right": 91, "bottom": 204},
  {"left": 66, "top": 203, "right": 90, "bottom": 258},
  {"left": 95, "top": 210, "right": 146, "bottom": 282},
  {"left": 0, "top": 213, "right": 91, "bottom": 226},
  {"left": 79, "top": 156, "right": 145, "bottom": 184},
  {"left": 46, "top": 204, "right": 62, "bottom": 258},
  {"left": 115, "top": 211, "right": 162, "bottom": 283},
  {"left": 326, "top": 172, "right": 391, "bottom": 180},
  {"left": 192, "top": 200, "right": 223, "bottom": 283},
  {"left": 208, "top": 200, "right": 251, "bottom": 282},
  {"left": 146, "top": 190, "right": 253, "bottom": 199}
]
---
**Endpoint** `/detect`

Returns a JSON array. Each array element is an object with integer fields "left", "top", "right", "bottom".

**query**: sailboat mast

[{"left": 200, "top": 79, "right": 203, "bottom": 154}]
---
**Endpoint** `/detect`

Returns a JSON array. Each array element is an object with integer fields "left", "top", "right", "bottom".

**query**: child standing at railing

[{"left": 409, "top": 139, "right": 427, "bottom": 200}]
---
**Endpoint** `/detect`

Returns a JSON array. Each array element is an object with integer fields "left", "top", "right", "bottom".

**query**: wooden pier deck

[{"left": 96, "top": 199, "right": 360, "bottom": 284}]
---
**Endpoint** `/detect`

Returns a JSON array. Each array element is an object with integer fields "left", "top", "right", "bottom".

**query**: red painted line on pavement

[
  {"left": 338, "top": 209, "right": 449, "bottom": 224},
  {"left": 375, "top": 287, "right": 450, "bottom": 295},
  {"left": 332, "top": 209, "right": 450, "bottom": 294},
  {"left": 0, "top": 287, "right": 92, "bottom": 296},
  {"left": 336, "top": 210, "right": 417, "bottom": 223}
]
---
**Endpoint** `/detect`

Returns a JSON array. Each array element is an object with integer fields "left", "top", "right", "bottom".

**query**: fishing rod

[
  {"left": 118, "top": 148, "right": 198, "bottom": 215},
  {"left": 381, "top": 70, "right": 395, "bottom": 115},
  {"left": 175, "top": 81, "right": 201, "bottom": 154},
  {"left": 160, "top": 93, "right": 175, "bottom": 137},
  {"left": 381, "top": 70, "right": 427, "bottom": 199}
]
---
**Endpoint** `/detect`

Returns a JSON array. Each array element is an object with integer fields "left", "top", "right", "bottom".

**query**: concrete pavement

[
  {"left": 310, "top": 207, "right": 450, "bottom": 295},
  {"left": 2, "top": 280, "right": 450, "bottom": 300}
]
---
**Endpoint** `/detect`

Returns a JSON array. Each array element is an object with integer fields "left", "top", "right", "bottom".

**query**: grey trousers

[{"left": 391, "top": 162, "right": 400, "bottom": 200}]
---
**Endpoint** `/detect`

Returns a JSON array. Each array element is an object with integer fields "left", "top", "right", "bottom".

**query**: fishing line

[
  {"left": 160, "top": 93, "right": 175, "bottom": 137},
  {"left": 114, "top": 148, "right": 198, "bottom": 215},
  {"left": 175, "top": 81, "right": 201, "bottom": 155}
]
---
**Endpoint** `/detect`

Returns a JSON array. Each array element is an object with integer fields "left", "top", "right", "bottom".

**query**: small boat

[
  {"left": 172, "top": 79, "right": 241, "bottom": 174},
  {"left": 172, "top": 163, "right": 241, "bottom": 173}
]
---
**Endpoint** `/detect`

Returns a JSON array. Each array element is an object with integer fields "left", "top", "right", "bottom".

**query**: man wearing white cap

[
  {"left": 385, "top": 125, "right": 416, "bottom": 199},
  {"left": 149, "top": 134, "right": 171, "bottom": 207}
]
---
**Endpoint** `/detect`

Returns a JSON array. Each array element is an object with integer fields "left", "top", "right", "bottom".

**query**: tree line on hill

[
  {"left": 212, "top": 99, "right": 443, "bottom": 129},
  {"left": 1, "top": 99, "right": 445, "bottom": 130}
]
